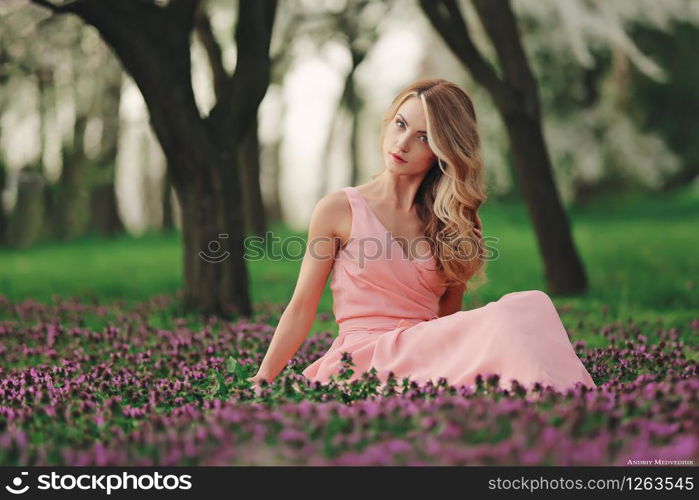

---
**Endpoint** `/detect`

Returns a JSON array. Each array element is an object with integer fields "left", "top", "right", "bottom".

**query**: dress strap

[
  {"left": 345, "top": 186, "right": 396, "bottom": 242},
  {"left": 342, "top": 186, "right": 381, "bottom": 239}
]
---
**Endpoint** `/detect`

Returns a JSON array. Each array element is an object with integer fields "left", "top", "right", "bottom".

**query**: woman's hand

[{"left": 246, "top": 375, "right": 270, "bottom": 396}]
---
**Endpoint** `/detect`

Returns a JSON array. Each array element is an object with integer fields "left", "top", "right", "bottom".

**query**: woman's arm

[
  {"left": 250, "top": 192, "right": 348, "bottom": 383},
  {"left": 438, "top": 284, "right": 465, "bottom": 317}
]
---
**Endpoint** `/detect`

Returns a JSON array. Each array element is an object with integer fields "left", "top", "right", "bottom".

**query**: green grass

[{"left": 1, "top": 186, "right": 697, "bottom": 342}]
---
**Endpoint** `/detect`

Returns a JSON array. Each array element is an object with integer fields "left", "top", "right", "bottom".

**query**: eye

[
  {"left": 395, "top": 119, "right": 405, "bottom": 128},
  {"left": 419, "top": 135, "right": 429, "bottom": 143}
]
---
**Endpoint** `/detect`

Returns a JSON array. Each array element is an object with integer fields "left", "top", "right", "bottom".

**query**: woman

[{"left": 248, "top": 78, "right": 596, "bottom": 393}]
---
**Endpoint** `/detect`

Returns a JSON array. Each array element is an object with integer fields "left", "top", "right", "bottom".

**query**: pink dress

[{"left": 301, "top": 186, "right": 596, "bottom": 392}]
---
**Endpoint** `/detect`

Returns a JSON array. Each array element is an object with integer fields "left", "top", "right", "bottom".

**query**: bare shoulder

[{"left": 310, "top": 190, "right": 351, "bottom": 246}]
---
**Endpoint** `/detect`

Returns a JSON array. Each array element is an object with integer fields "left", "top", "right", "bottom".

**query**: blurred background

[{"left": 0, "top": 0, "right": 697, "bottom": 338}]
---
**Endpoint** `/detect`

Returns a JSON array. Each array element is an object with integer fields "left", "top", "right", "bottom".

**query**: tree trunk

[
  {"left": 503, "top": 110, "right": 587, "bottom": 293},
  {"left": 7, "top": 168, "right": 45, "bottom": 249},
  {"left": 347, "top": 75, "right": 361, "bottom": 187},
  {"left": 176, "top": 150, "right": 251, "bottom": 317},
  {"left": 161, "top": 168, "right": 175, "bottom": 230},
  {"left": 195, "top": 1, "right": 266, "bottom": 238},
  {"left": 56, "top": 114, "right": 91, "bottom": 240},
  {"left": 36, "top": 69, "right": 58, "bottom": 241},
  {"left": 239, "top": 113, "right": 267, "bottom": 237},
  {"left": 90, "top": 183, "right": 122, "bottom": 236},
  {"left": 316, "top": 109, "right": 337, "bottom": 201},
  {"left": 89, "top": 60, "right": 124, "bottom": 236},
  {"left": 0, "top": 161, "right": 7, "bottom": 244},
  {"left": 316, "top": 55, "right": 365, "bottom": 199},
  {"left": 31, "top": 0, "right": 278, "bottom": 317},
  {"left": 420, "top": 0, "right": 587, "bottom": 295},
  {"left": 264, "top": 138, "right": 284, "bottom": 224}
]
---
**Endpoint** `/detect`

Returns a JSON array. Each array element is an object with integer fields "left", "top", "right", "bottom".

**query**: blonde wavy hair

[{"left": 374, "top": 78, "right": 488, "bottom": 291}]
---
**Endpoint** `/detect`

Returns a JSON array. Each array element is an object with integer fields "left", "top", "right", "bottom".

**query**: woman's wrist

[{"left": 252, "top": 370, "right": 275, "bottom": 383}]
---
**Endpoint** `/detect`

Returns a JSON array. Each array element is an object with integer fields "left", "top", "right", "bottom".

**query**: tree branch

[
  {"left": 29, "top": 0, "right": 82, "bottom": 14},
  {"left": 232, "top": 0, "right": 277, "bottom": 80},
  {"left": 194, "top": 0, "right": 227, "bottom": 101},
  {"left": 208, "top": 0, "right": 277, "bottom": 135},
  {"left": 472, "top": 0, "right": 540, "bottom": 117},
  {"left": 166, "top": 0, "right": 201, "bottom": 32},
  {"left": 419, "top": 0, "right": 516, "bottom": 110}
]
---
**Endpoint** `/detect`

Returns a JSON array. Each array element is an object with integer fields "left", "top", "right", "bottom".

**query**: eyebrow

[{"left": 397, "top": 113, "right": 427, "bottom": 134}]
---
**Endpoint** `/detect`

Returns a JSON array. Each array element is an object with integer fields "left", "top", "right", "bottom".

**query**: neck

[{"left": 371, "top": 170, "right": 426, "bottom": 211}]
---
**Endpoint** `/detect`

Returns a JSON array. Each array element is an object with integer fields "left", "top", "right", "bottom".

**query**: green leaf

[
  {"left": 215, "top": 371, "right": 229, "bottom": 399},
  {"left": 235, "top": 360, "right": 249, "bottom": 381},
  {"left": 227, "top": 356, "right": 237, "bottom": 375}
]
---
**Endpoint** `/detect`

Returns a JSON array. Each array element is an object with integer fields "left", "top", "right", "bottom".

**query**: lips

[{"left": 391, "top": 153, "right": 406, "bottom": 163}]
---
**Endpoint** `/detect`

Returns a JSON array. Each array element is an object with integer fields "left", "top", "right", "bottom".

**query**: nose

[{"left": 396, "top": 134, "right": 409, "bottom": 152}]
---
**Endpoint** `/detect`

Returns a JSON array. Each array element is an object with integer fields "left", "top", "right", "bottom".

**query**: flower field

[{"left": 1, "top": 295, "right": 697, "bottom": 466}]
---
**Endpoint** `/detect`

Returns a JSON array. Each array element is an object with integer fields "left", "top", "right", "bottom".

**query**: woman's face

[{"left": 382, "top": 96, "right": 437, "bottom": 176}]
